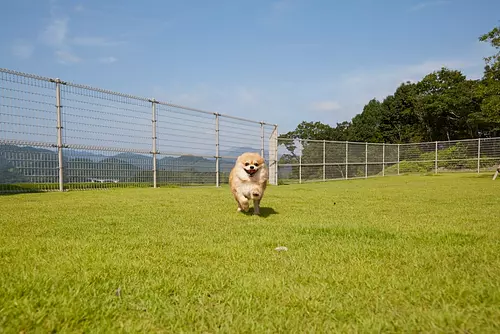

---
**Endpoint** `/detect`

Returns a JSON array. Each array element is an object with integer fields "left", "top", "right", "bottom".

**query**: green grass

[{"left": 1, "top": 173, "right": 499, "bottom": 333}]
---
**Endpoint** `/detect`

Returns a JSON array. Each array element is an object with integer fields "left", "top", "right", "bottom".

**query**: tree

[
  {"left": 379, "top": 82, "right": 425, "bottom": 143},
  {"left": 348, "top": 99, "right": 384, "bottom": 143},
  {"left": 414, "top": 67, "right": 479, "bottom": 141},
  {"left": 475, "top": 25, "right": 500, "bottom": 137}
]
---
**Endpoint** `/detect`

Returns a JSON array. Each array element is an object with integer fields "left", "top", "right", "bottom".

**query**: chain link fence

[
  {"left": 277, "top": 137, "right": 500, "bottom": 184},
  {"left": 0, "top": 68, "right": 278, "bottom": 193}
]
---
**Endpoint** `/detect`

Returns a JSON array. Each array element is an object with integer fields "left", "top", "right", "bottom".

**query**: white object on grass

[{"left": 274, "top": 246, "right": 288, "bottom": 252}]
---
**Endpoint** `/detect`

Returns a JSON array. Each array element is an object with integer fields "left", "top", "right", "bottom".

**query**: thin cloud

[
  {"left": 35, "top": 1, "right": 126, "bottom": 65},
  {"left": 310, "top": 101, "right": 341, "bottom": 112},
  {"left": 55, "top": 50, "right": 81, "bottom": 64},
  {"left": 38, "top": 17, "right": 68, "bottom": 46},
  {"left": 98, "top": 56, "right": 118, "bottom": 64},
  {"left": 11, "top": 40, "right": 35, "bottom": 59},
  {"left": 409, "top": 1, "right": 451, "bottom": 12}
]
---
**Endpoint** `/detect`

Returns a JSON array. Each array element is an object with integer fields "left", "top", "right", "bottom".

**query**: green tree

[
  {"left": 475, "top": 25, "right": 500, "bottom": 137},
  {"left": 348, "top": 99, "right": 384, "bottom": 142},
  {"left": 415, "top": 67, "right": 479, "bottom": 141},
  {"left": 379, "top": 82, "right": 425, "bottom": 143}
]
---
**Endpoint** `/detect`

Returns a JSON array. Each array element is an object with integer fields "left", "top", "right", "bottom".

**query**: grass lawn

[{"left": 1, "top": 173, "right": 499, "bottom": 333}]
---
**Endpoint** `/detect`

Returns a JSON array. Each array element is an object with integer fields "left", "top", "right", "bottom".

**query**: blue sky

[{"left": 1, "top": 0, "right": 499, "bottom": 134}]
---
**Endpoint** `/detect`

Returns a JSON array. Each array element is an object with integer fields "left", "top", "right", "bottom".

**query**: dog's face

[{"left": 236, "top": 152, "right": 265, "bottom": 177}]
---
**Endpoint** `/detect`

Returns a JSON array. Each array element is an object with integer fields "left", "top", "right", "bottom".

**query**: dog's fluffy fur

[{"left": 229, "top": 152, "right": 268, "bottom": 215}]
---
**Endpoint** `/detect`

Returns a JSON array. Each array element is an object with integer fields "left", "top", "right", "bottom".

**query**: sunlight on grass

[{"left": 1, "top": 173, "right": 499, "bottom": 332}]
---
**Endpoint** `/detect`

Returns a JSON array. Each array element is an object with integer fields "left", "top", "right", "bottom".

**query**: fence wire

[
  {"left": 277, "top": 138, "right": 500, "bottom": 184},
  {"left": 0, "top": 70, "right": 56, "bottom": 144},
  {"left": 0, "top": 68, "right": 278, "bottom": 193}
]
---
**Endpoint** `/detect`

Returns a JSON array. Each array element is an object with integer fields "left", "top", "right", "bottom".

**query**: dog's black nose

[
  {"left": 252, "top": 193, "right": 260, "bottom": 198},
  {"left": 250, "top": 166, "right": 254, "bottom": 169}
]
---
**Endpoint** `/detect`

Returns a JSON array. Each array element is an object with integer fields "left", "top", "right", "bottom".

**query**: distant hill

[
  {"left": 0, "top": 144, "right": 241, "bottom": 186},
  {"left": 220, "top": 146, "right": 262, "bottom": 158},
  {"left": 0, "top": 144, "right": 59, "bottom": 183}
]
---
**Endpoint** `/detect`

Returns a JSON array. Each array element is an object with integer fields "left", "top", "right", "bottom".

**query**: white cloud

[
  {"left": 11, "top": 40, "right": 35, "bottom": 59},
  {"left": 410, "top": 1, "right": 450, "bottom": 12},
  {"left": 55, "top": 50, "right": 81, "bottom": 64},
  {"left": 310, "top": 101, "right": 341, "bottom": 112},
  {"left": 31, "top": 1, "right": 127, "bottom": 65},
  {"left": 98, "top": 56, "right": 118, "bottom": 64},
  {"left": 39, "top": 18, "right": 69, "bottom": 47}
]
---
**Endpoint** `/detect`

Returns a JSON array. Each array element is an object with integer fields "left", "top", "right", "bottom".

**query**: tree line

[{"left": 280, "top": 25, "right": 500, "bottom": 144}]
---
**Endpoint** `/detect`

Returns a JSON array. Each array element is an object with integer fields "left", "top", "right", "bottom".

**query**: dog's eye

[
  {"left": 245, "top": 162, "right": 250, "bottom": 166},
  {"left": 254, "top": 163, "right": 259, "bottom": 167}
]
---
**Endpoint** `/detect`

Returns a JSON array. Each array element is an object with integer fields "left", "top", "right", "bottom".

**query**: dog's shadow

[{"left": 242, "top": 207, "right": 278, "bottom": 218}]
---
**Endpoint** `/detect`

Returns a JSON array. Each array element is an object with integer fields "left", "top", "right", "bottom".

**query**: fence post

[
  {"left": 477, "top": 138, "right": 481, "bottom": 173},
  {"left": 215, "top": 113, "right": 220, "bottom": 187},
  {"left": 260, "top": 122, "right": 264, "bottom": 158},
  {"left": 273, "top": 125, "right": 278, "bottom": 185},
  {"left": 382, "top": 143, "right": 385, "bottom": 177},
  {"left": 435, "top": 141, "right": 438, "bottom": 174},
  {"left": 365, "top": 142, "right": 368, "bottom": 178},
  {"left": 397, "top": 144, "right": 400, "bottom": 175},
  {"left": 151, "top": 99, "right": 158, "bottom": 188},
  {"left": 345, "top": 141, "right": 349, "bottom": 179},
  {"left": 299, "top": 139, "right": 302, "bottom": 184},
  {"left": 55, "top": 78, "right": 64, "bottom": 192},
  {"left": 323, "top": 140, "right": 326, "bottom": 181}
]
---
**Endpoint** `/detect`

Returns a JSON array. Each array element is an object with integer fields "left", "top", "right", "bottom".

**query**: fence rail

[
  {"left": 0, "top": 68, "right": 278, "bottom": 193},
  {"left": 277, "top": 137, "right": 500, "bottom": 184}
]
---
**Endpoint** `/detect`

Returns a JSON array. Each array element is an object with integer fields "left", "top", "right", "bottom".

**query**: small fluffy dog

[{"left": 229, "top": 152, "right": 268, "bottom": 215}]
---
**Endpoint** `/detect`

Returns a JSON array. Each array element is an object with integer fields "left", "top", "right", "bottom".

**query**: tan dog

[{"left": 229, "top": 152, "right": 269, "bottom": 215}]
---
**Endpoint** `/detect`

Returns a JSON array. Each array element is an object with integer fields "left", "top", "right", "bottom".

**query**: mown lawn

[{"left": 1, "top": 173, "right": 499, "bottom": 333}]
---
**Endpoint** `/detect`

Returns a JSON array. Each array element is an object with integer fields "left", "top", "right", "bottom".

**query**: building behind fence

[
  {"left": 277, "top": 137, "right": 500, "bottom": 183},
  {"left": 1, "top": 67, "right": 499, "bottom": 193},
  {"left": 0, "top": 68, "right": 278, "bottom": 193}
]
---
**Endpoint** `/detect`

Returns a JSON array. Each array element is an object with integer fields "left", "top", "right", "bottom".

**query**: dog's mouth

[{"left": 245, "top": 168, "right": 258, "bottom": 176}]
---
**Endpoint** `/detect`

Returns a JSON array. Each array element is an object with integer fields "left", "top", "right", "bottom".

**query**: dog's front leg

[
  {"left": 253, "top": 199, "right": 261, "bottom": 215},
  {"left": 237, "top": 195, "right": 249, "bottom": 212}
]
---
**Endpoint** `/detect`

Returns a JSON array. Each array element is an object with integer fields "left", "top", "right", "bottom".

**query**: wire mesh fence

[
  {"left": 277, "top": 137, "right": 500, "bottom": 184},
  {"left": 2, "top": 67, "right": 499, "bottom": 192},
  {"left": 0, "top": 68, "right": 278, "bottom": 193}
]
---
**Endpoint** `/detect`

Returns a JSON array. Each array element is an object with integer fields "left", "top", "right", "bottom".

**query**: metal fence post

[
  {"left": 299, "top": 139, "right": 302, "bottom": 184},
  {"left": 345, "top": 141, "right": 349, "bottom": 179},
  {"left": 260, "top": 122, "right": 264, "bottom": 158},
  {"left": 397, "top": 144, "right": 400, "bottom": 175},
  {"left": 435, "top": 141, "right": 438, "bottom": 174},
  {"left": 55, "top": 78, "right": 64, "bottom": 192},
  {"left": 477, "top": 138, "right": 481, "bottom": 173},
  {"left": 382, "top": 143, "right": 385, "bottom": 177},
  {"left": 151, "top": 99, "right": 158, "bottom": 188},
  {"left": 323, "top": 140, "right": 326, "bottom": 181},
  {"left": 365, "top": 142, "right": 368, "bottom": 178},
  {"left": 274, "top": 125, "right": 279, "bottom": 185},
  {"left": 215, "top": 113, "right": 220, "bottom": 187}
]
